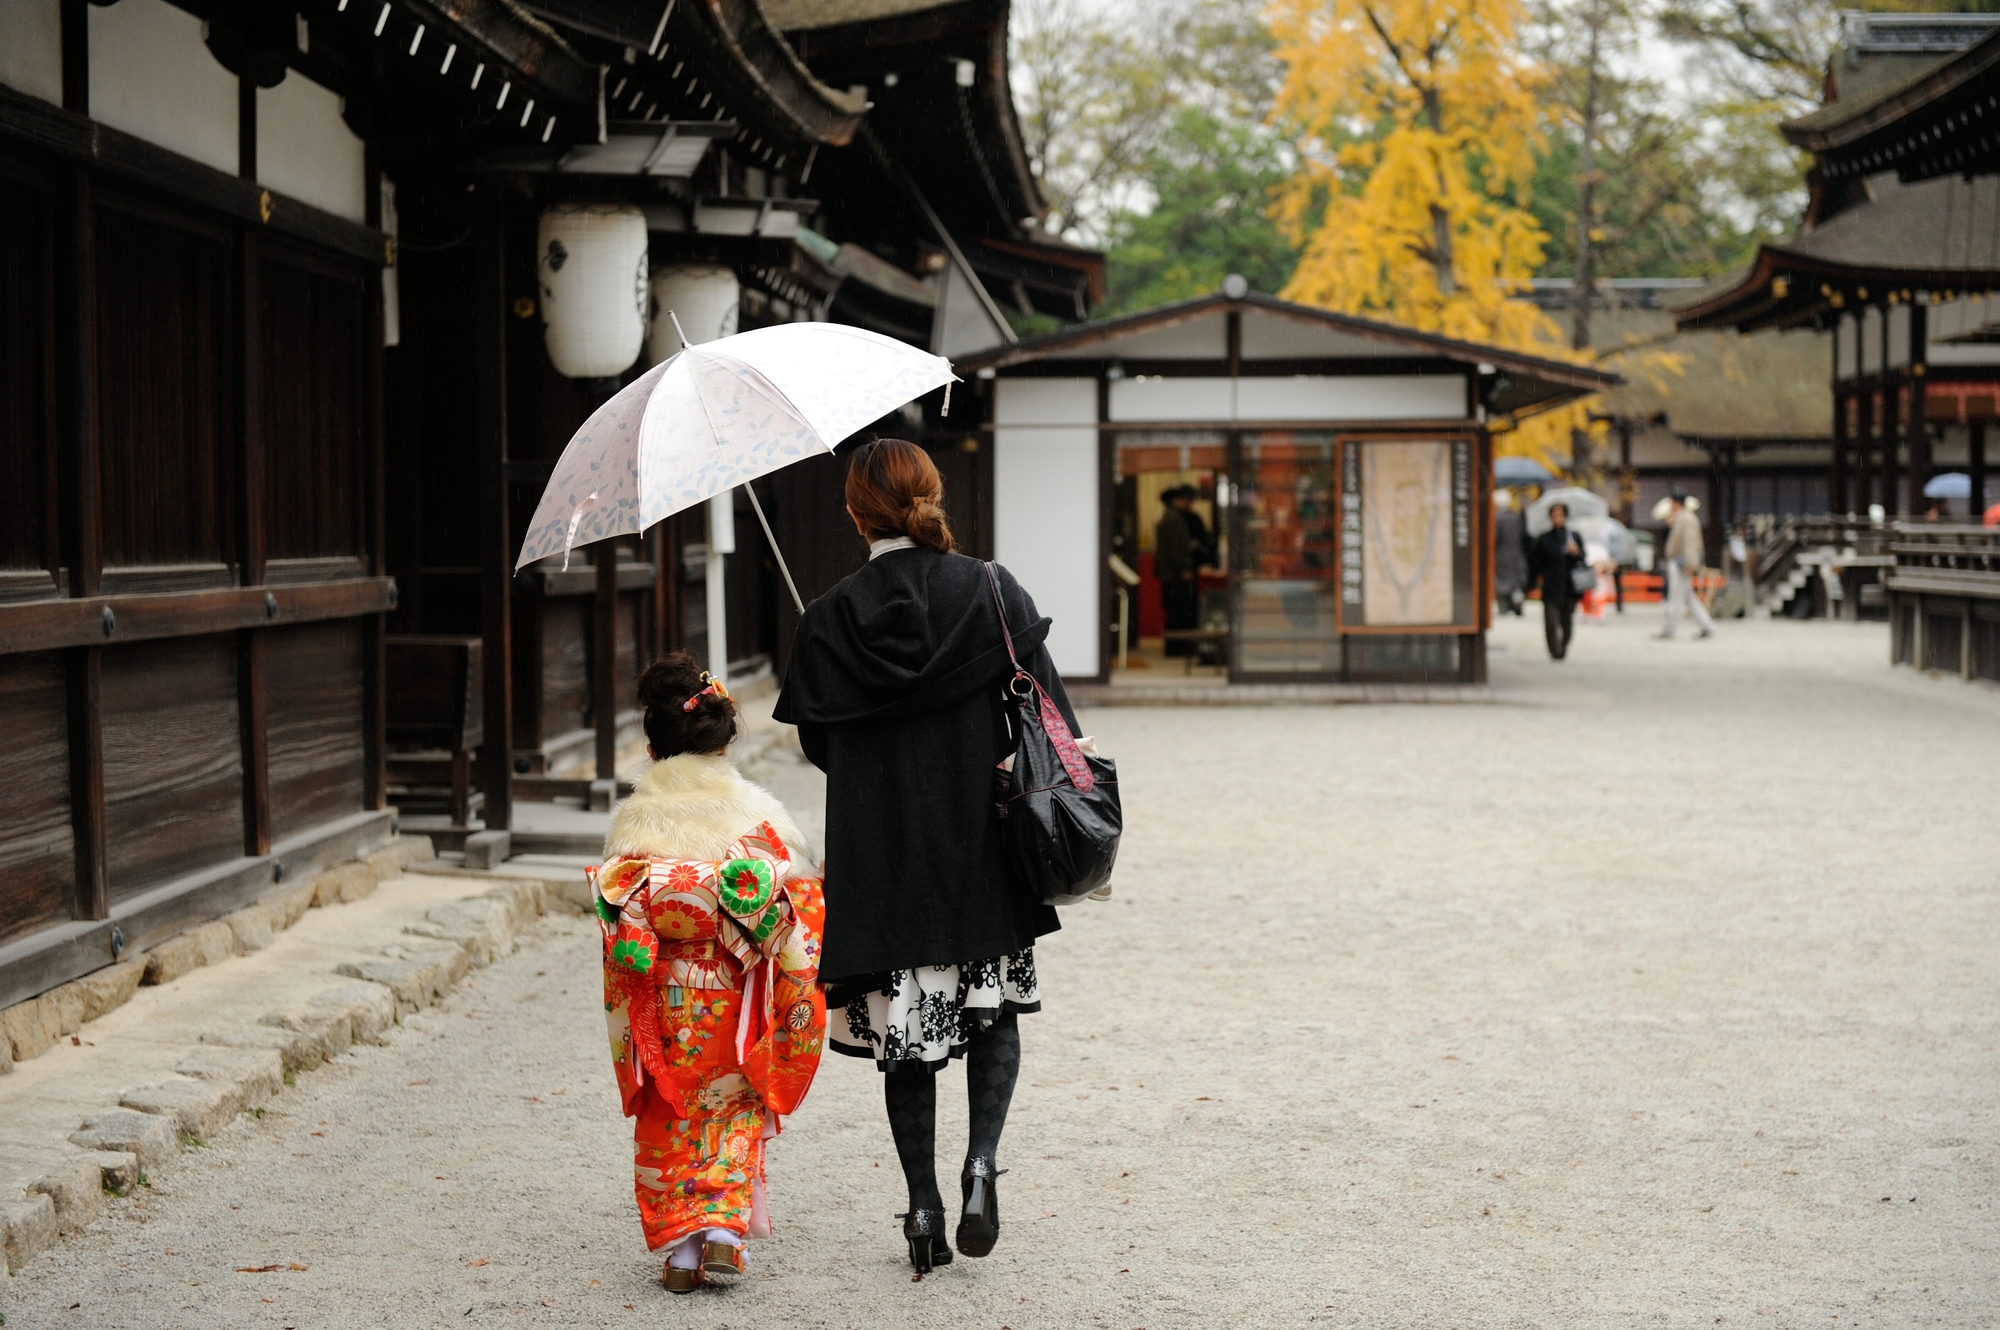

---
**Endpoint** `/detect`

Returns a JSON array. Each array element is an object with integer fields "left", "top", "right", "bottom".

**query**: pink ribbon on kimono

[{"left": 735, "top": 955, "right": 775, "bottom": 1063}]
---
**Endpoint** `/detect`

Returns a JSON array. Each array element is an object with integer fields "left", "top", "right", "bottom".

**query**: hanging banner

[{"left": 1336, "top": 437, "right": 1476, "bottom": 631}]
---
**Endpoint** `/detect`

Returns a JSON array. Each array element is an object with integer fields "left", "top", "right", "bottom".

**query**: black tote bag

[{"left": 984, "top": 563, "right": 1122, "bottom": 906}]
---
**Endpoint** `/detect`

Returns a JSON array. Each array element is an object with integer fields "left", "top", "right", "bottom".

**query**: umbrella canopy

[
  {"left": 1494, "top": 455, "right": 1554, "bottom": 487},
  {"left": 1524, "top": 486, "right": 1610, "bottom": 537},
  {"left": 515, "top": 322, "right": 955, "bottom": 569},
  {"left": 1924, "top": 471, "right": 1972, "bottom": 500}
]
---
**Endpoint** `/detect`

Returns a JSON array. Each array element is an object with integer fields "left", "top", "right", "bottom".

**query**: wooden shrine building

[
  {"left": 1675, "top": 12, "right": 2000, "bottom": 521},
  {"left": 954, "top": 291, "right": 1618, "bottom": 684},
  {"left": 0, "top": 0, "right": 1094, "bottom": 1009}
]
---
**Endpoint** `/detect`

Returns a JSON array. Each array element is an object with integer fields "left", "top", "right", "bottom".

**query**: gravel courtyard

[{"left": 4, "top": 611, "right": 1995, "bottom": 1329}]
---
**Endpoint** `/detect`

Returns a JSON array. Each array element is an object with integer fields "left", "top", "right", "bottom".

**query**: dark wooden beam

[
  {"left": 1831, "top": 332, "right": 1849, "bottom": 514},
  {"left": 238, "top": 629, "right": 271, "bottom": 855},
  {"left": 361, "top": 160, "right": 389, "bottom": 811},
  {"left": 1095, "top": 375, "right": 1112, "bottom": 684},
  {"left": 473, "top": 189, "right": 513, "bottom": 833},
  {"left": 59, "top": 0, "right": 87, "bottom": 115},
  {"left": 237, "top": 224, "right": 271, "bottom": 855},
  {"left": 1971, "top": 419, "right": 1988, "bottom": 519},
  {"left": 1855, "top": 378, "right": 1875, "bottom": 513},
  {"left": 0, "top": 578, "right": 396, "bottom": 654},
  {"left": 594, "top": 543, "right": 618, "bottom": 779},
  {"left": 53, "top": 165, "right": 98, "bottom": 600},
  {"left": 50, "top": 145, "right": 105, "bottom": 922},
  {"left": 237, "top": 77, "right": 256, "bottom": 180},
  {"left": 64, "top": 647, "right": 106, "bottom": 921},
  {"left": 1908, "top": 304, "right": 1931, "bottom": 514}
]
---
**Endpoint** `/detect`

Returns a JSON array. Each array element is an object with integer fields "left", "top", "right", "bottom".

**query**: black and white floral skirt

[{"left": 829, "top": 949, "right": 1040, "bottom": 1072}]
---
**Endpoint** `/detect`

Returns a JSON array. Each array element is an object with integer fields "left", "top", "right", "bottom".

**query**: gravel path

[{"left": 4, "top": 612, "right": 1996, "bottom": 1329}]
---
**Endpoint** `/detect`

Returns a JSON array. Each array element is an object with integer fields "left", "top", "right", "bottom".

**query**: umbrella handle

[{"left": 743, "top": 482, "right": 806, "bottom": 616}]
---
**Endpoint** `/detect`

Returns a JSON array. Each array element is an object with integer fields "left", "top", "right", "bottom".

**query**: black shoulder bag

[{"left": 984, "top": 563, "right": 1122, "bottom": 906}]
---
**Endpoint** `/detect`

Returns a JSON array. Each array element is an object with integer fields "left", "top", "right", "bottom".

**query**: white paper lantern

[
  {"left": 648, "top": 264, "right": 740, "bottom": 361},
  {"left": 537, "top": 203, "right": 648, "bottom": 378}
]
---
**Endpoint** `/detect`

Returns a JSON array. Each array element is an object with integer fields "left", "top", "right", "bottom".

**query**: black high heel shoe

[
  {"left": 897, "top": 1209, "right": 952, "bottom": 1274},
  {"left": 956, "top": 1158, "right": 1007, "bottom": 1258}
]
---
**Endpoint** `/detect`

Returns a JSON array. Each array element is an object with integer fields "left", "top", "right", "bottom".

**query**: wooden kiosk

[{"left": 957, "top": 291, "right": 1618, "bottom": 685}]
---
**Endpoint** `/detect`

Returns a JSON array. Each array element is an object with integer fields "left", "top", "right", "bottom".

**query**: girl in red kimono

[{"left": 592, "top": 652, "right": 827, "bottom": 1293}]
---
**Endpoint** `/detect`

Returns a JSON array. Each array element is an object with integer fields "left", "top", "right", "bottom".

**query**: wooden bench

[{"left": 386, "top": 636, "right": 484, "bottom": 828}]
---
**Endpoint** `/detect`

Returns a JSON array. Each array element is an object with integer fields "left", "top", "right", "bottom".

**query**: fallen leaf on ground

[
  {"left": 288, "top": 1263, "right": 308, "bottom": 1271},
  {"left": 236, "top": 1265, "right": 283, "bottom": 1273},
  {"left": 468, "top": 1258, "right": 491, "bottom": 1267}
]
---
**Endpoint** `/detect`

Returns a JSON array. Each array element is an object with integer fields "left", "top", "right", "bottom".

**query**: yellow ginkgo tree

[{"left": 1268, "top": 0, "right": 1555, "bottom": 348}]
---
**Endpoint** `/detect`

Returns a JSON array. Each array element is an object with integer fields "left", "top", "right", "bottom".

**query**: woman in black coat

[
  {"left": 1526, "top": 502, "right": 1587, "bottom": 660},
  {"left": 773, "top": 438, "right": 1076, "bottom": 1276}
]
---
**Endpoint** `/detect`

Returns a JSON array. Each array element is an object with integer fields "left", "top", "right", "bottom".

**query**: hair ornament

[{"left": 681, "top": 671, "right": 730, "bottom": 713}]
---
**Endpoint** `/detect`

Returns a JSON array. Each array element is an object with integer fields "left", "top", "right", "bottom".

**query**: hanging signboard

[{"left": 1336, "top": 437, "right": 1476, "bottom": 632}]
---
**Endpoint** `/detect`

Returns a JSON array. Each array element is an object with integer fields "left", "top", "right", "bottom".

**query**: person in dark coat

[
  {"left": 1526, "top": 501, "right": 1587, "bottom": 659},
  {"left": 773, "top": 437, "right": 1076, "bottom": 1277},
  {"left": 1155, "top": 487, "right": 1199, "bottom": 656},
  {"left": 1494, "top": 495, "right": 1528, "bottom": 615}
]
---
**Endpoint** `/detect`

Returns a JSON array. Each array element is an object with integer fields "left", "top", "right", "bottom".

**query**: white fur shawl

[{"left": 603, "top": 754, "right": 816, "bottom": 867}]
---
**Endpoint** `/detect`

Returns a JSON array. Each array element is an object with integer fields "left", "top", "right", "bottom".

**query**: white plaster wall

[
  {"left": 1836, "top": 314, "right": 1857, "bottom": 380},
  {"left": 1107, "top": 374, "right": 1467, "bottom": 422},
  {"left": 89, "top": 0, "right": 237, "bottom": 176},
  {"left": 259, "top": 73, "right": 366, "bottom": 223},
  {"left": 992, "top": 379, "right": 1100, "bottom": 677},
  {"left": 995, "top": 377, "right": 1096, "bottom": 427},
  {"left": 1236, "top": 374, "right": 1466, "bottom": 420},
  {"left": 1859, "top": 306, "right": 1883, "bottom": 374},
  {"left": 1238, "top": 309, "right": 1403, "bottom": 359},
  {"left": 0, "top": 0, "right": 62, "bottom": 104},
  {"left": 994, "top": 425, "right": 1100, "bottom": 678},
  {"left": 1887, "top": 303, "right": 1911, "bottom": 368},
  {"left": 1109, "top": 377, "right": 1231, "bottom": 421}
]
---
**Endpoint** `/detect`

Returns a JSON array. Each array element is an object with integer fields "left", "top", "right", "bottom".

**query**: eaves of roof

[
  {"left": 956, "top": 292, "right": 1621, "bottom": 398},
  {"left": 1783, "top": 26, "right": 2000, "bottom": 154}
]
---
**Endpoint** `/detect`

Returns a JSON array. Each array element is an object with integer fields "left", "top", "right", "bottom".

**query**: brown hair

[
  {"left": 844, "top": 438, "right": 955, "bottom": 552},
  {"left": 636, "top": 650, "right": 738, "bottom": 758}
]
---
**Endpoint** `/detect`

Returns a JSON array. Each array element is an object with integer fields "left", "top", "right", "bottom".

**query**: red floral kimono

[{"left": 591, "top": 821, "right": 827, "bottom": 1252}]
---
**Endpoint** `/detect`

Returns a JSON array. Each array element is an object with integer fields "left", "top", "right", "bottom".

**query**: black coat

[
  {"left": 1526, "top": 525, "right": 1587, "bottom": 607},
  {"left": 773, "top": 547, "right": 1073, "bottom": 984}
]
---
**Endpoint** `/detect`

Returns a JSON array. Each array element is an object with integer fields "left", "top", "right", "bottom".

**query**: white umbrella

[
  {"left": 515, "top": 321, "right": 957, "bottom": 608},
  {"left": 1524, "top": 486, "right": 1610, "bottom": 537}
]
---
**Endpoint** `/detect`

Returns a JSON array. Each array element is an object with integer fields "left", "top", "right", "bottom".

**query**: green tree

[
  {"left": 1012, "top": 0, "right": 1283, "bottom": 246},
  {"left": 1103, "top": 109, "right": 1300, "bottom": 312},
  {"left": 1527, "top": 0, "right": 1773, "bottom": 296}
]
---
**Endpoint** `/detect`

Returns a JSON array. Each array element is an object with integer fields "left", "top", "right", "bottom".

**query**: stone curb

[
  {"left": 0, "top": 837, "right": 435, "bottom": 1072},
  {"left": 0, "top": 874, "right": 555, "bottom": 1276}
]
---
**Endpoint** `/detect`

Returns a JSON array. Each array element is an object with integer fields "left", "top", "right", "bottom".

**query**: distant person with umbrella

[
  {"left": 1654, "top": 493, "right": 1715, "bottom": 640},
  {"left": 1494, "top": 490, "right": 1528, "bottom": 615},
  {"left": 1527, "top": 501, "right": 1587, "bottom": 658}
]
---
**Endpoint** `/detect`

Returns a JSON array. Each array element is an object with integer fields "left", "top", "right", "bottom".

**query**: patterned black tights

[
  {"left": 883, "top": 1014, "right": 1022, "bottom": 1212},
  {"left": 964, "top": 1012, "right": 1020, "bottom": 1163},
  {"left": 883, "top": 1068, "right": 942, "bottom": 1212}
]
